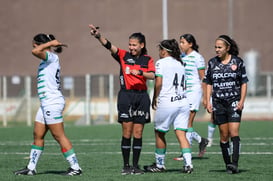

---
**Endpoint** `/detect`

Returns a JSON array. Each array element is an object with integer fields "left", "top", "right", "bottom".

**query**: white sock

[
  {"left": 66, "top": 153, "right": 80, "bottom": 170},
  {"left": 186, "top": 132, "right": 193, "bottom": 145},
  {"left": 27, "top": 145, "right": 43, "bottom": 170},
  {"left": 155, "top": 153, "right": 165, "bottom": 168},
  {"left": 183, "top": 152, "right": 192, "bottom": 167},
  {"left": 192, "top": 131, "right": 202, "bottom": 143},
  {"left": 208, "top": 124, "right": 216, "bottom": 139},
  {"left": 63, "top": 149, "right": 81, "bottom": 170}
]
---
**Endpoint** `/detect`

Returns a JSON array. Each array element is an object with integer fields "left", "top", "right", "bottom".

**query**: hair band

[
  {"left": 159, "top": 43, "right": 172, "bottom": 52},
  {"left": 217, "top": 37, "right": 231, "bottom": 46}
]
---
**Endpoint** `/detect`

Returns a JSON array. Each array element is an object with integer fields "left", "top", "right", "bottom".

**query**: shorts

[
  {"left": 186, "top": 86, "right": 202, "bottom": 112},
  {"left": 154, "top": 100, "right": 190, "bottom": 132},
  {"left": 117, "top": 89, "right": 151, "bottom": 124},
  {"left": 35, "top": 104, "right": 64, "bottom": 125},
  {"left": 212, "top": 98, "right": 242, "bottom": 125}
]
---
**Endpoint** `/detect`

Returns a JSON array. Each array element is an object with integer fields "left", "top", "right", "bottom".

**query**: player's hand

[
  {"left": 206, "top": 102, "right": 213, "bottom": 113},
  {"left": 202, "top": 98, "right": 207, "bottom": 109},
  {"left": 152, "top": 97, "right": 157, "bottom": 110},
  {"left": 89, "top": 24, "right": 100, "bottom": 38},
  {"left": 236, "top": 101, "right": 244, "bottom": 111}
]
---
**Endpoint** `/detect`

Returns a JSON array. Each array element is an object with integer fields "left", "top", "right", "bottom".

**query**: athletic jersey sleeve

[
  {"left": 147, "top": 56, "right": 156, "bottom": 73},
  {"left": 196, "top": 53, "right": 205, "bottom": 70},
  {"left": 45, "top": 51, "right": 58, "bottom": 63},
  {"left": 155, "top": 59, "right": 163, "bottom": 77},
  {"left": 238, "top": 58, "right": 249, "bottom": 84},
  {"left": 203, "top": 58, "right": 214, "bottom": 85}
]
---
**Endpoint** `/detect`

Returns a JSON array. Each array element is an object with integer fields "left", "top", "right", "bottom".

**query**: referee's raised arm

[{"left": 89, "top": 24, "right": 118, "bottom": 54}]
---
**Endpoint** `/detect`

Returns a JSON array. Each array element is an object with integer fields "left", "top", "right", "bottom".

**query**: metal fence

[{"left": 1, "top": 73, "right": 273, "bottom": 127}]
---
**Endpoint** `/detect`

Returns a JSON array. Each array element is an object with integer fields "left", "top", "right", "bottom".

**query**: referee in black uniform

[{"left": 89, "top": 24, "right": 155, "bottom": 175}]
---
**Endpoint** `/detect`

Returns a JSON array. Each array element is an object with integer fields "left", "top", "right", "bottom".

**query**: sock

[
  {"left": 132, "top": 137, "right": 142, "bottom": 168},
  {"left": 192, "top": 131, "right": 202, "bottom": 143},
  {"left": 62, "top": 148, "right": 80, "bottom": 170},
  {"left": 121, "top": 137, "right": 131, "bottom": 167},
  {"left": 182, "top": 148, "right": 192, "bottom": 166},
  {"left": 186, "top": 127, "right": 194, "bottom": 145},
  {"left": 27, "top": 144, "right": 44, "bottom": 170},
  {"left": 231, "top": 136, "right": 240, "bottom": 166},
  {"left": 220, "top": 142, "right": 231, "bottom": 165},
  {"left": 155, "top": 148, "right": 166, "bottom": 168},
  {"left": 208, "top": 123, "right": 216, "bottom": 139}
]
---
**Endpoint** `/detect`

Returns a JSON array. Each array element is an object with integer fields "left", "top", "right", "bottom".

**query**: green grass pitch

[{"left": 0, "top": 121, "right": 272, "bottom": 181}]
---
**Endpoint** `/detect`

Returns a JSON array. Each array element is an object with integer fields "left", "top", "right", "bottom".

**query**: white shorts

[
  {"left": 186, "top": 87, "right": 202, "bottom": 111},
  {"left": 35, "top": 104, "right": 64, "bottom": 125},
  {"left": 154, "top": 101, "right": 190, "bottom": 132}
]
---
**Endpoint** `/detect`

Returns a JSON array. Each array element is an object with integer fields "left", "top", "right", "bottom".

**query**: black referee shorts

[{"left": 117, "top": 89, "right": 151, "bottom": 124}]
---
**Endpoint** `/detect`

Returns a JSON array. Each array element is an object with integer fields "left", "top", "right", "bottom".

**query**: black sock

[
  {"left": 132, "top": 137, "right": 142, "bottom": 168},
  {"left": 220, "top": 141, "right": 231, "bottom": 165},
  {"left": 231, "top": 136, "right": 240, "bottom": 166},
  {"left": 121, "top": 137, "right": 131, "bottom": 167}
]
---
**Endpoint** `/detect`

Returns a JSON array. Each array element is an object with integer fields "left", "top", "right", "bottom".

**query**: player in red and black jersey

[
  {"left": 89, "top": 24, "right": 155, "bottom": 175},
  {"left": 203, "top": 35, "right": 248, "bottom": 174}
]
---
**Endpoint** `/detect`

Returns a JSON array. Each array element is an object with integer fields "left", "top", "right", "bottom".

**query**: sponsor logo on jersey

[
  {"left": 212, "top": 72, "right": 237, "bottom": 79},
  {"left": 126, "top": 58, "right": 136, "bottom": 64},
  {"left": 170, "top": 95, "right": 186, "bottom": 102},
  {"left": 213, "top": 81, "right": 236, "bottom": 88}
]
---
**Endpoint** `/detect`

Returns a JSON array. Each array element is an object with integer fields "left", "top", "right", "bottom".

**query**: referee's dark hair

[
  {"left": 33, "top": 33, "right": 63, "bottom": 53},
  {"left": 129, "top": 32, "right": 147, "bottom": 55},
  {"left": 180, "top": 34, "right": 199, "bottom": 52},
  {"left": 217, "top": 35, "right": 239, "bottom": 56},
  {"left": 159, "top": 39, "right": 182, "bottom": 64}
]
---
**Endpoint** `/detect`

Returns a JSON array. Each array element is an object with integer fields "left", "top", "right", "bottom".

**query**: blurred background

[{"left": 0, "top": 0, "right": 272, "bottom": 126}]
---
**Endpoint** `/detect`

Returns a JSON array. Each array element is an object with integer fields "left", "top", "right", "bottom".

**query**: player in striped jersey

[
  {"left": 174, "top": 34, "right": 210, "bottom": 161},
  {"left": 14, "top": 34, "right": 82, "bottom": 176}
]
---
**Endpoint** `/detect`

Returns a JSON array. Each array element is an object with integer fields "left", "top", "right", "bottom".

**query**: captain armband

[{"left": 103, "top": 39, "right": 112, "bottom": 50}]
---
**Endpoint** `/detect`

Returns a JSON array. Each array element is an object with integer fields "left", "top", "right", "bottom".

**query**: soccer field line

[
  {"left": 1, "top": 142, "right": 273, "bottom": 146},
  {"left": 1, "top": 151, "right": 273, "bottom": 156},
  {"left": 1, "top": 139, "right": 273, "bottom": 146},
  {"left": 1, "top": 137, "right": 273, "bottom": 144}
]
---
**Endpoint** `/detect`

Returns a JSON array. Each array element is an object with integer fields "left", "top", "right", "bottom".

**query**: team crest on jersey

[{"left": 231, "top": 64, "right": 237, "bottom": 71}]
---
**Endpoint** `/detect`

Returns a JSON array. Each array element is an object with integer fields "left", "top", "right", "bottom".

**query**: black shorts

[
  {"left": 212, "top": 98, "right": 242, "bottom": 125},
  {"left": 117, "top": 89, "right": 151, "bottom": 124}
]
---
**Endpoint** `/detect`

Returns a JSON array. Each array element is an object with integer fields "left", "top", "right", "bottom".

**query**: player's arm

[
  {"left": 32, "top": 40, "right": 63, "bottom": 60},
  {"left": 206, "top": 84, "right": 213, "bottom": 113},
  {"left": 89, "top": 24, "right": 118, "bottom": 54},
  {"left": 237, "top": 83, "right": 247, "bottom": 111},
  {"left": 198, "top": 68, "right": 207, "bottom": 108},
  {"left": 152, "top": 76, "right": 162, "bottom": 110}
]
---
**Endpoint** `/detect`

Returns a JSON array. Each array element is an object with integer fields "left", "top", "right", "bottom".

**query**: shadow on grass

[
  {"left": 209, "top": 169, "right": 248, "bottom": 174},
  {"left": 192, "top": 156, "right": 209, "bottom": 160},
  {"left": 38, "top": 170, "right": 66, "bottom": 175}
]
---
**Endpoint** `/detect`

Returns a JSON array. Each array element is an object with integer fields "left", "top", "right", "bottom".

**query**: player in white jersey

[
  {"left": 174, "top": 34, "right": 211, "bottom": 161},
  {"left": 14, "top": 34, "right": 82, "bottom": 176},
  {"left": 144, "top": 39, "right": 193, "bottom": 174}
]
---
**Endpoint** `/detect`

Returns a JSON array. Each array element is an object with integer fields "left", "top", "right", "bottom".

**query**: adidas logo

[{"left": 214, "top": 66, "right": 220, "bottom": 70}]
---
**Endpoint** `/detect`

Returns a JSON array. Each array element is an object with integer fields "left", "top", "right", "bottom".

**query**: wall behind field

[{"left": 0, "top": 0, "right": 272, "bottom": 76}]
